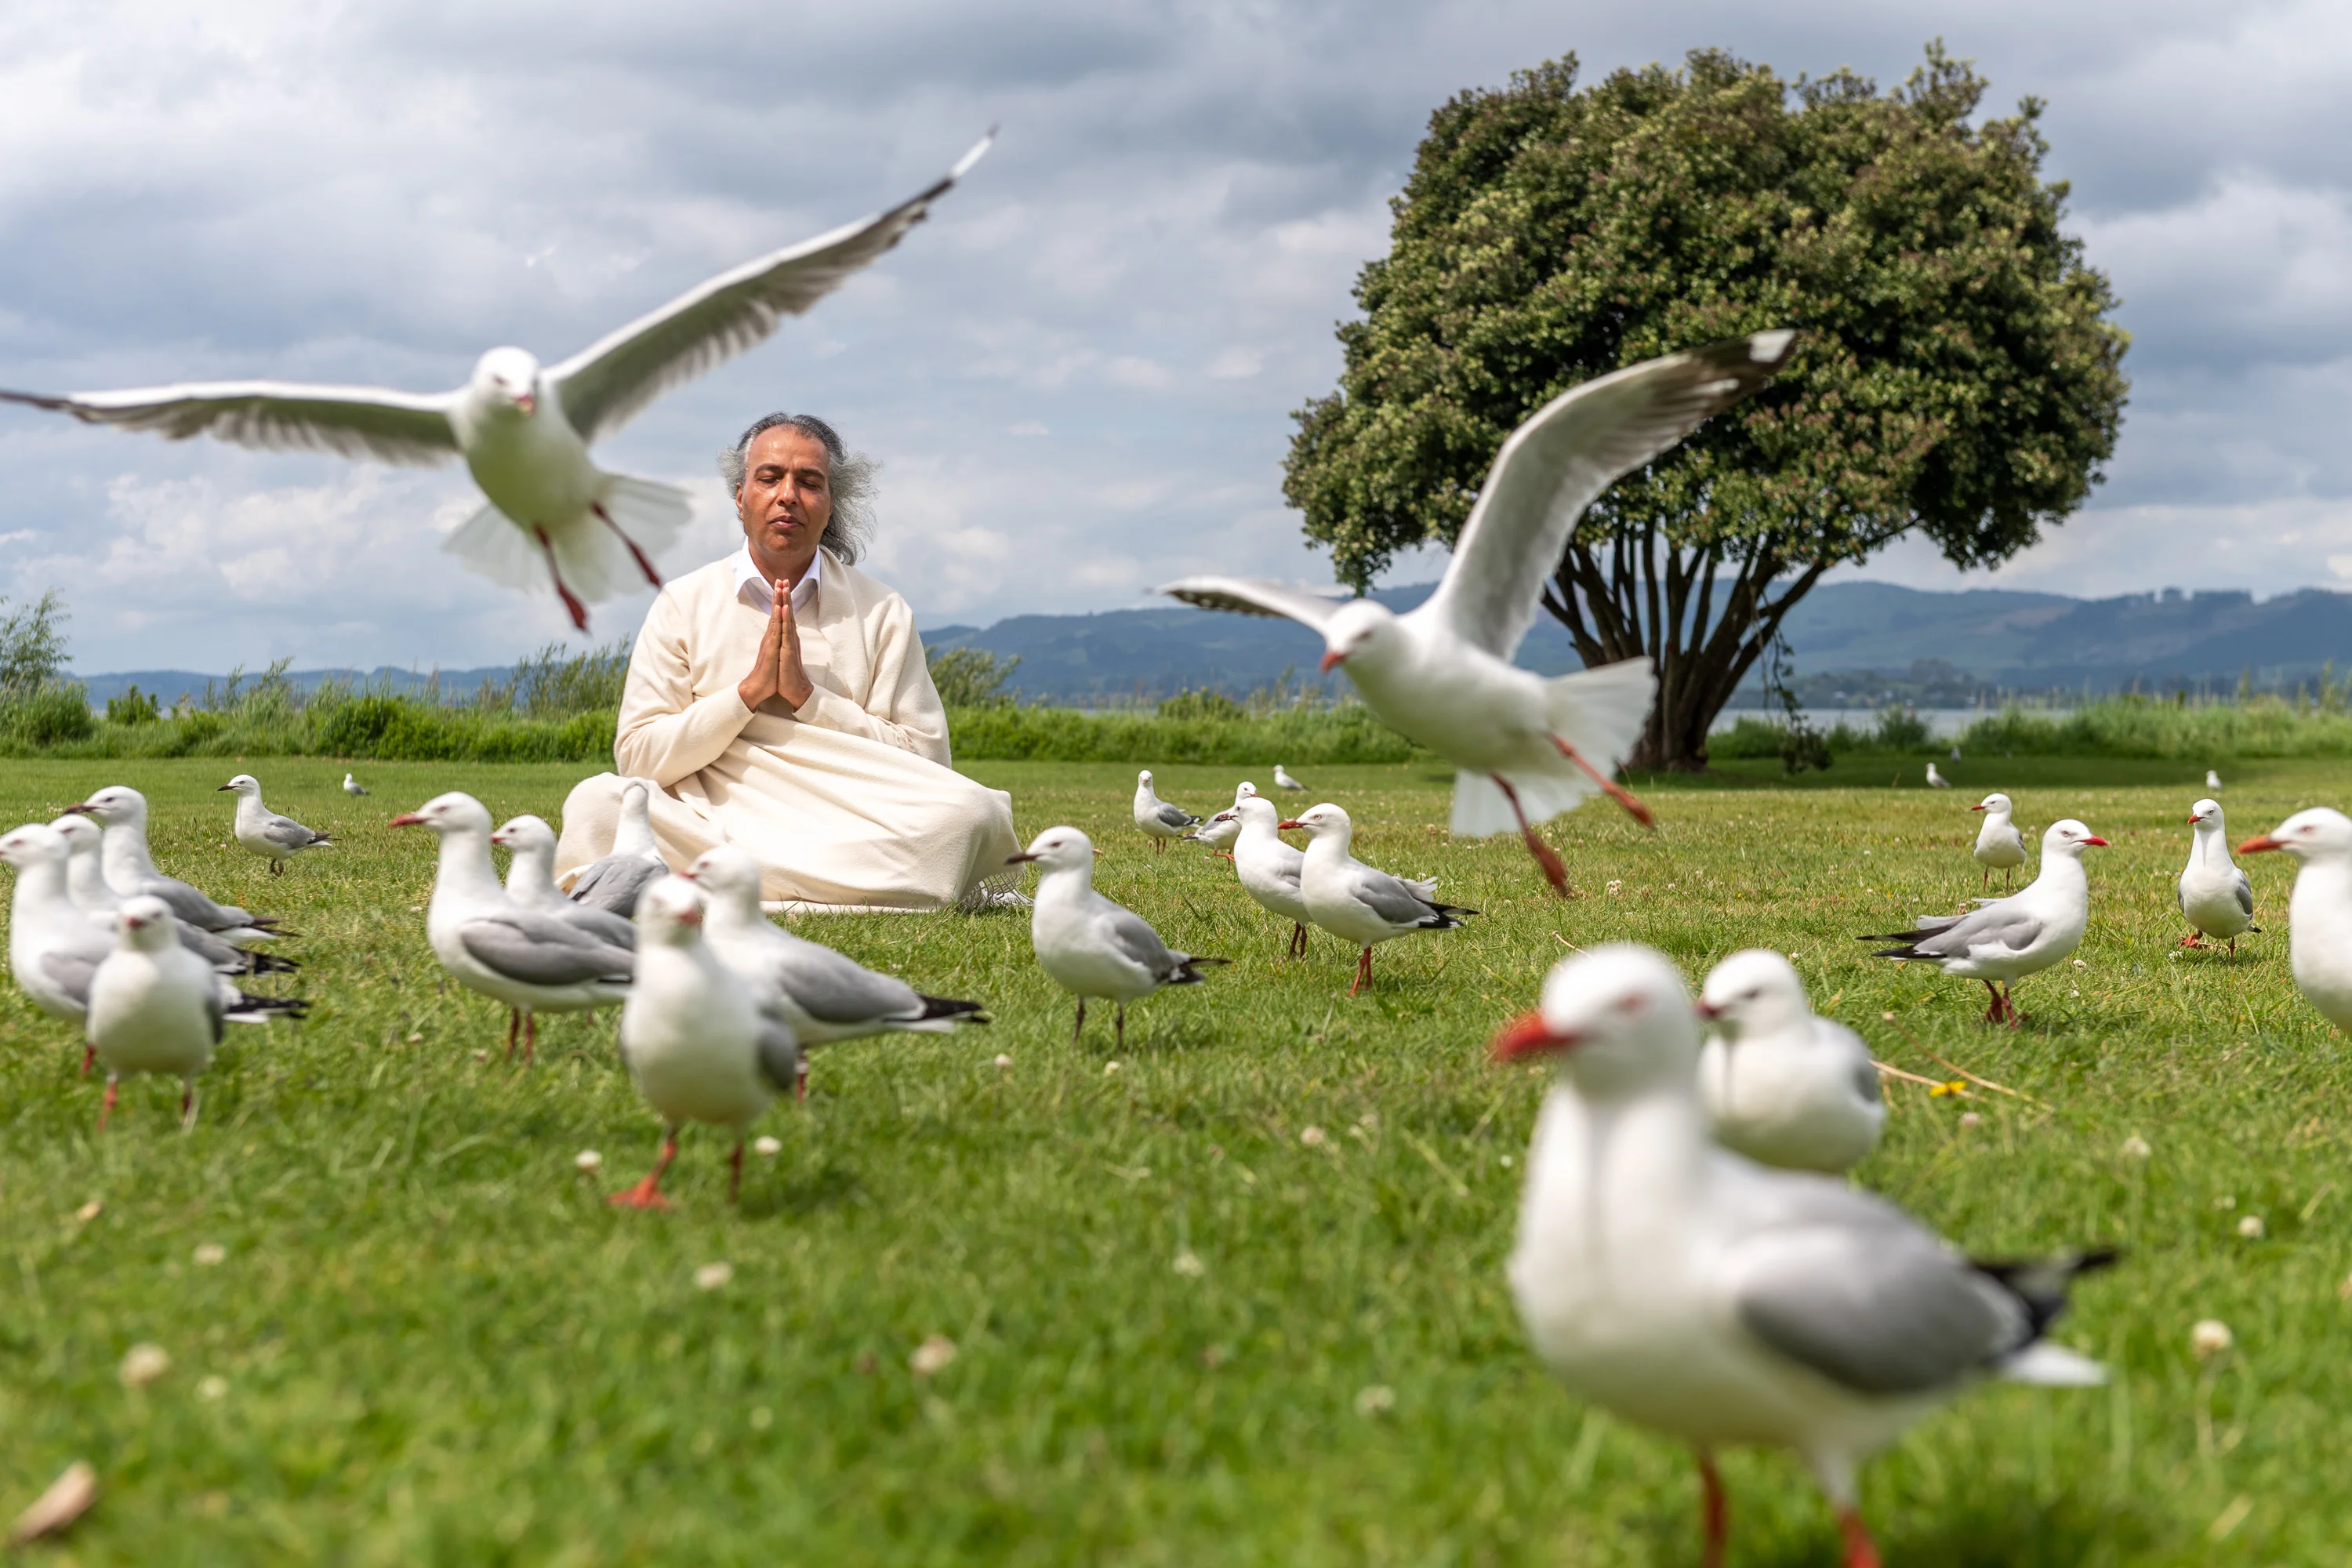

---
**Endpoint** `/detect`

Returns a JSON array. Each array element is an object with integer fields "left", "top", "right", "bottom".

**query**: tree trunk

[{"left": 1538, "top": 525, "right": 1833, "bottom": 772}]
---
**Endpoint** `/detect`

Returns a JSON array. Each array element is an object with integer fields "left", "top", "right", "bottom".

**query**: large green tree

[{"left": 1284, "top": 45, "right": 2129, "bottom": 769}]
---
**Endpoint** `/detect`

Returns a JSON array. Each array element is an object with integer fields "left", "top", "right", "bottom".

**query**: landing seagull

[
  {"left": 2178, "top": 799, "right": 2256, "bottom": 953},
  {"left": 0, "top": 138, "right": 993, "bottom": 631},
  {"left": 1159, "top": 332, "right": 1795, "bottom": 895},
  {"left": 1494, "top": 944, "right": 2113, "bottom": 1568},
  {"left": 218, "top": 775, "right": 332, "bottom": 874},
  {"left": 1861, "top": 820, "right": 2107, "bottom": 1025}
]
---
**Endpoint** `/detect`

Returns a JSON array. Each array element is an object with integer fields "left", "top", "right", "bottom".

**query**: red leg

[
  {"left": 96, "top": 1077, "right": 118, "bottom": 1133},
  {"left": 80, "top": 1044, "right": 95, "bottom": 1077},
  {"left": 1982, "top": 980, "right": 2003, "bottom": 1025},
  {"left": 2180, "top": 934, "right": 2206, "bottom": 948},
  {"left": 1116, "top": 1003, "right": 1127, "bottom": 1051},
  {"left": 2003, "top": 983, "right": 2021, "bottom": 1029},
  {"left": 592, "top": 501, "right": 664, "bottom": 588},
  {"left": 523, "top": 1012, "right": 537, "bottom": 1067},
  {"left": 1073, "top": 998, "right": 1086, "bottom": 1042},
  {"left": 608, "top": 1130, "right": 679, "bottom": 1209},
  {"left": 1838, "top": 1508, "right": 1882, "bottom": 1568},
  {"left": 728, "top": 1138, "right": 745, "bottom": 1205},
  {"left": 1550, "top": 735, "right": 1654, "bottom": 828},
  {"left": 1216, "top": 851, "right": 1235, "bottom": 863},
  {"left": 796, "top": 1058, "right": 809, "bottom": 1103},
  {"left": 1290, "top": 921, "right": 1306, "bottom": 959},
  {"left": 180, "top": 1083, "right": 197, "bottom": 1131},
  {"left": 1350, "top": 946, "right": 1373, "bottom": 996},
  {"left": 533, "top": 526, "right": 591, "bottom": 632},
  {"left": 1695, "top": 1449, "right": 1729, "bottom": 1568},
  {"left": 1492, "top": 773, "right": 1571, "bottom": 898},
  {"left": 505, "top": 1007, "right": 520, "bottom": 1062}
]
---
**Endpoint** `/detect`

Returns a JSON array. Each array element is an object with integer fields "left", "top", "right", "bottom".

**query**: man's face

[{"left": 738, "top": 426, "right": 833, "bottom": 567}]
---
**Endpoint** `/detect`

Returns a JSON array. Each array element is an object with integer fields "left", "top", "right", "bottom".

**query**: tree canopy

[{"left": 1283, "top": 44, "right": 2129, "bottom": 767}]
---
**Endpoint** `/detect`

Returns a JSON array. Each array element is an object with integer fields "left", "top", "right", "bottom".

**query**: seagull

[
  {"left": 1492, "top": 944, "right": 2114, "bottom": 1568},
  {"left": 64, "top": 786, "right": 284, "bottom": 948},
  {"left": 1861, "top": 820, "right": 2108, "bottom": 1025},
  {"left": 393, "top": 793, "right": 633, "bottom": 1065},
  {"left": 1133, "top": 769, "right": 1202, "bottom": 853},
  {"left": 1282, "top": 802, "right": 1474, "bottom": 994},
  {"left": 2238, "top": 808, "right": 2352, "bottom": 1032},
  {"left": 1230, "top": 795, "right": 1312, "bottom": 959},
  {"left": 217, "top": 774, "right": 332, "bottom": 874},
  {"left": 1159, "top": 332, "right": 1795, "bottom": 895},
  {"left": 1272, "top": 764, "right": 1306, "bottom": 792},
  {"left": 611, "top": 875, "right": 800, "bottom": 1208},
  {"left": 1925, "top": 762, "right": 1952, "bottom": 789},
  {"left": 86, "top": 896, "right": 233, "bottom": 1131},
  {"left": 1007, "top": 826, "right": 1225, "bottom": 1045},
  {"left": 1969, "top": 792, "right": 2028, "bottom": 892},
  {"left": 492, "top": 815, "right": 636, "bottom": 949},
  {"left": 2179, "top": 800, "right": 2257, "bottom": 953},
  {"left": 564, "top": 779, "right": 667, "bottom": 916},
  {"left": 1184, "top": 807, "right": 1243, "bottom": 858},
  {"left": 0, "top": 824, "right": 305, "bottom": 1075},
  {"left": 1697, "top": 949, "right": 1885, "bottom": 1174},
  {"left": 51, "top": 814, "right": 296, "bottom": 978},
  {"left": 2207, "top": 769, "right": 2224, "bottom": 793},
  {"left": 1950, "top": 745, "right": 1962, "bottom": 763},
  {"left": 689, "top": 844, "right": 987, "bottom": 1064},
  {"left": 0, "top": 139, "right": 992, "bottom": 631},
  {"left": 343, "top": 774, "right": 369, "bottom": 797}
]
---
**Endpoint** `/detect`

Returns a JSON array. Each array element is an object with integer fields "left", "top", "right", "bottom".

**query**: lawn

[{"left": 1, "top": 754, "right": 2346, "bottom": 1565}]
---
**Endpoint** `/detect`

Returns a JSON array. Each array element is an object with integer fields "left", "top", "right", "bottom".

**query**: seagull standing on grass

[
  {"left": 2178, "top": 800, "right": 2257, "bottom": 953},
  {"left": 1926, "top": 762, "right": 1953, "bottom": 789},
  {"left": 65, "top": 786, "right": 284, "bottom": 948},
  {"left": 1133, "top": 770, "right": 1202, "bottom": 853},
  {"left": 343, "top": 774, "right": 369, "bottom": 797},
  {"left": 564, "top": 779, "right": 667, "bottom": 916},
  {"left": 2207, "top": 769, "right": 2224, "bottom": 793},
  {"left": 394, "top": 793, "right": 633, "bottom": 1064},
  {"left": 1008, "top": 826, "right": 1225, "bottom": 1045},
  {"left": 1272, "top": 764, "right": 1306, "bottom": 792},
  {"left": 611, "top": 876, "right": 800, "bottom": 1209},
  {"left": 1493, "top": 945, "right": 2114, "bottom": 1568},
  {"left": 1, "top": 825, "right": 305, "bottom": 1076},
  {"left": 2238, "top": 808, "right": 2352, "bottom": 1033},
  {"left": 86, "top": 897, "right": 233, "bottom": 1131},
  {"left": 492, "top": 815, "right": 636, "bottom": 949},
  {"left": 1697, "top": 950, "right": 1884, "bottom": 1174},
  {"left": 52, "top": 814, "right": 296, "bottom": 977},
  {"left": 1185, "top": 808, "right": 1243, "bottom": 858},
  {"left": 0, "top": 140, "right": 992, "bottom": 631},
  {"left": 1160, "top": 333, "right": 1796, "bottom": 896},
  {"left": 1283, "top": 803, "right": 1474, "bottom": 994},
  {"left": 1969, "top": 793, "right": 2028, "bottom": 892},
  {"left": 1231, "top": 796, "right": 1313, "bottom": 959},
  {"left": 218, "top": 775, "right": 332, "bottom": 874},
  {"left": 1861, "top": 821, "right": 2108, "bottom": 1025}
]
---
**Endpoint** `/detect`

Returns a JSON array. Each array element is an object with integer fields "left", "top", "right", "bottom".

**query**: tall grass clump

[
  {"left": 0, "top": 590, "right": 94, "bottom": 747},
  {"left": 947, "top": 700, "right": 1422, "bottom": 766},
  {"left": 1958, "top": 693, "right": 2352, "bottom": 760}
]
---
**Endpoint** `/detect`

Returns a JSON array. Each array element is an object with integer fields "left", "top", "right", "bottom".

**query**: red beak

[
  {"left": 677, "top": 906, "right": 702, "bottom": 927},
  {"left": 1490, "top": 1009, "right": 1573, "bottom": 1062},
  {"left": 389, "top": 813, "right": 426, "bottom": 828},
  {"left": 2239, "top": 835, "right": 2283, "bottom": 855},
  {"left": 1694, "top": 999, "right": 1723, "bottom": 1020},
  {"left": 2080, "top": 837, "right": 2110, "bottom": 848},
  {"left": 1318, "top": 649, "right": 1345, "bottom": 673},
  {"left": 516, "top": 393, "right": 536, "bottom": 416},
  {"left": 1276, "top": 819, "right": 1305, "bottom": 831},
  {"left": 1969, "top": 804, "right": 1987, "bottom": 812},
  {"left": 2188, "top": 815, "right": 2202, "bottom": 825}
]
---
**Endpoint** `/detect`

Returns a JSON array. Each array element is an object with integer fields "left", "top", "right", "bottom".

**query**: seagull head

[
  {"left": 686, "top": 844, "right": 763, "bottom": 910},
  {"left": 2042, "top": 819, "right": 2110, "bottom": 857},
  {"left": 471, "top": 347, "right": 542, "bottom": 417},
  {"left": 2188, "top": 798, "right": 2224, "bottom": 833},
  {"left": 1317, "top": 598, "right": 1398, "bottom": 673},
  {"left": 62, "top": 785, "right": 147, "bottom": 827},
  {"left": 48, "top": 813, "right": 102, "bottom": 856},
  {"left": 2240, "top": 806, "right": 2352, "bottom": 861},
  {"left": 635, "top": 874, "right": 706, "bottom": 942},
  {"left": 1490, "top": 944, "right": 1700, "bottom": 1099},
  {"left": 1276, "top": 803, "right": 1350, "bottom": 841},
  {"left": 388, "top": 792, "right": 493, "bottom": 837},
  {"left": 1695, "top": 949, "right": 1809, "bottom": 1042},
  {"left": 115, "top": 895, "right": 178, "bottom": 950},
  {"left": 1235, "top": 781, "right": 1258, "bottom": 802},
  {"left": 1006, "top": 826, "right": 1095, "bottom": 875},
  {"left": 1972, "top": 792, "right": 2011, "bottom": 815},
  {"left": 1234, "top": 795, "right": 1283, "bottom": 832},
  {"left": 0, "top": 822, "right": 67, "bottom": 870},
  {"left": 216, "top": 774, "right": 260, "bottom": 797},
  {"left": 489, "top": 815, "right": 555, "bottom": 855},
  {"left": 1136, "top": 770, "right": 1154, "bottom": 791}
]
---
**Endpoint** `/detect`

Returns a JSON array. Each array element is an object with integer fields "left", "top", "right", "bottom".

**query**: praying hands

[{"left": 737, "top": 575, "right": 814, "bottom": 712}]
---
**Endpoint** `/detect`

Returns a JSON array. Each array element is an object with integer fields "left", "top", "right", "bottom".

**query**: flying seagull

[
  {"left": 1157, "top": 332, "right": 1794, "bottom": 896},
  {"left": 0, "top": 136, "right": 993, "bottom": 631}
]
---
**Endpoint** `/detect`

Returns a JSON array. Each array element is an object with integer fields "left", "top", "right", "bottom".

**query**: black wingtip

[
  {"left": 915, "top": 993, "right": 988, "bottom": 1024},
  {"left": 0, "top": 387, "right": 78, "bottom": 413}
]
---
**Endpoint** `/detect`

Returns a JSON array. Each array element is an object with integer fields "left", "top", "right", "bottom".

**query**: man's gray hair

[{"left": 718, "top": 412, "right": 879, "bottom": 564}]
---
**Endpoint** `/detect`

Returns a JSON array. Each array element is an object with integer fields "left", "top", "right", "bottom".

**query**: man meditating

[{"left": 554, "top": 413, "right": 1019, "bottom": 910}]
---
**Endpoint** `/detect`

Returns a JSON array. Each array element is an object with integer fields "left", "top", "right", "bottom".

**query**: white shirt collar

[{"left": 730, "top": 543, "right": 822, "bottom": 614}]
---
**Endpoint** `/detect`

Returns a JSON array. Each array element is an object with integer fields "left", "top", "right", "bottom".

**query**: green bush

[
  {"left": 947, "top": 703, "right": 1421, "bottom": 765},
  {"left": 1709, "top": 715, "right": 1789, "bottom": 760},
  {"left": 104, "top": 685, "right": 160, "bottom": 726},
  {"left": 1156, "top": 689, "right": 1246, "bottom": 723},
  {"left": 1956, "top": 697, "right": 2352, "bottom": 760},
  {"left": 927, "top": 647, "right": 1022, "bottom": 709},
  {"left": 1873, "top": 707, "right": 1934, "bottom": 751},
  {"left": 2, "top": 684, "right": 96, "bottom": 746}
]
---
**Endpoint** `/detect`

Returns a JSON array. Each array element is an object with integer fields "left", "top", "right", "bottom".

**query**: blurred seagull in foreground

[
  {"left": 1862, "top": 821, "right": 2107, "bottom": 1026},
  {"left": 2239, "top": 808, "right": 2352, "bottom": 1033},
  {"left": 1159, "top": 333, "right": 1795, "bottom": 895},
  {"left": 1010, "top": 826, "right": 1225, "bottom": 1045},
  {"left": 0, "top": 139, "right": 991, "bottom": 630},
  {"left": 1697, "top": 949, "right": 1884, "bottom": 1175},
  {"left": 66, "top": 786, "right": 284, "bottom": 949},
  {"left": 1969, "top": 792, "right": 2028, "bottom": 893},
  {"left": 218, "top": 774, "right": 332, "bottom": 874},
  {"left": 53, "top": 814, "right": 295, "bottom": 978},
  {"left": 1494, "top": 945, "right": 2113, "bottom": 1568},
  {"left": 86, "top": 896, "right": 233, "bottom": 1132},
  {"left": 2178, "top": 800, "right": 2256, "bottom": 953},
  {"left": 492, "top": 815, "right": 636, "bottom": 949}
]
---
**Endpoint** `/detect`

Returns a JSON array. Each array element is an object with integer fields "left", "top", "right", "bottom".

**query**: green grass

[{"left": 2, "top": 755, "right": 2348, "bottom": 1563}]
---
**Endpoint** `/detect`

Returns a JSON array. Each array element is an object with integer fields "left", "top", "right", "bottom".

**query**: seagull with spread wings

[
  {"left": 1, "top": 137, "right": 992, "bottom": 631},
  {"left": 1158, "top": 332, "right": 1794, "bottom": 895}
]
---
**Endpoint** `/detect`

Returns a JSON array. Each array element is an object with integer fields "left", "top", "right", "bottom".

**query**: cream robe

[{"left": 554, "top": 552, "right": 1018, "bottom": 911}]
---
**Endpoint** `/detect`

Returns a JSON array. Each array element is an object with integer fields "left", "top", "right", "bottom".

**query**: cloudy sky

[{"left": 2, "top": 0, "right": 2347, "bottom": 673}]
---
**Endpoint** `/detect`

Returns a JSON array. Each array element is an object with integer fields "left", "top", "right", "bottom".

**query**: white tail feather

[
  {"left": 1451, "top": 769, "right": 1594, "bottom": 837},
  {"left": 1999, "top": 1341, "right": 2107, "bottom": 1386},
  {"left": 441, "top": 472, "right": 692, "bottom": 610},
  {"left": 1549, "top": 656, "right": 1655, "bottom": 764},
  {"left": 442, "top": 502, "right": 546, "bottom": 591}
]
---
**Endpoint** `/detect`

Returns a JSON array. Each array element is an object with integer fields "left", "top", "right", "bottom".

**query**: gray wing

[
  {"left": 37, "top": 949, "right": 99, "bottom": 1007},
  {"left": 775, "top": 941, "right": 924, "bottom": 1025},
  {"left": 1419, "top": 332, "right": 1795, "bottom": 659},
  {"left": 556, "top": 902, "right": 638, "bottom": 949},
  {"left": 2234, "top": 871, "right": 2255, "bottom": 917},
  {"left": 568, "top": 856, "right": 664, "bottom": 916},
  {"left": 753, "top": 1004, "right": 802, "bottom": 1095},
  {"left": 1153, "top": 802, "right": 1201, "bottom": 829},
  {"left": 1100, "top": 905, "right": 1180, "bottom": 978},
  {"left": 0, "top": 381, "right": 461, "bottom": 465},
  {"left": 175, "top": 921, "right": 245, "bottom": 971},
  {"left": 258, "top": 814, "right": 326, "bottom": 851},
  {"left": 457, "top": 913, "right": 633, "bottom": 987},
  {"left": 135, "top": 875, "right": 256, "bottom": 932},
  {"left": 1730, "top": 1192, "right": 2019, "bottom": 1395},
  {"left": 1155, "top": 575, "right": 1347, "bottom": 632},
  {"left": 550, "top": 136, "right": 990, "bottom": 445},
  {"left": 1910, "top": 903, "right": 2042, "bottom": 959},
  {"left": 1351, "top": 867, "right": 1445, "bottom": 927},
  {"left": 2176, "top": 876, "right": 2187, "bottom": 916}
]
